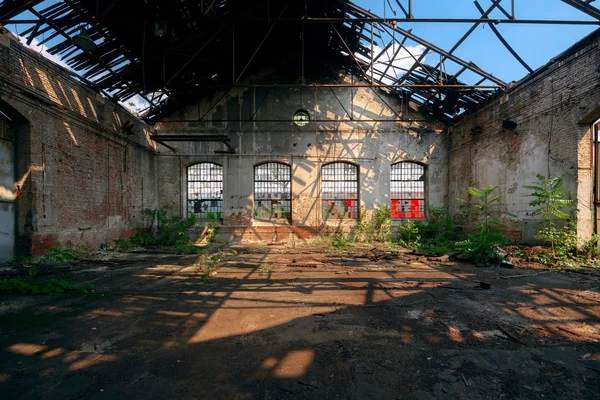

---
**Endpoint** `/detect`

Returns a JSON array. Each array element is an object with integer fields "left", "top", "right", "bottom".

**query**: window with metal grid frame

[
  {"left": 321, "top": 162, "right": 359, "bottom": 219},
  {"left": 390, "top": 162, "right": 425, "bottom": 219},
  {"left": 254, "top": 162, "right": 291, "bottom": 220},
  {"left": 0, "top": 112, "right": 13, "bottom": 141},
  {"left": 187, "top": 163, "right": 223, "bottom": 220}
]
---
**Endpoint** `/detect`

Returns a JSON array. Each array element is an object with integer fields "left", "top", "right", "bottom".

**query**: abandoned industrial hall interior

[{"left": 1, "top": 0, "right": 600, "bottom": 399}]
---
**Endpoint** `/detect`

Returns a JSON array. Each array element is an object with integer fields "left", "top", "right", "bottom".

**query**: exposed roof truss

[{"left": 0, "top": 0, "right": 598, "bottom": 122}]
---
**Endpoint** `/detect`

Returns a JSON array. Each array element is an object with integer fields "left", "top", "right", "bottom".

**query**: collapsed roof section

[{"left": 1, "top": 0, "right": 599, "bottom": 122}]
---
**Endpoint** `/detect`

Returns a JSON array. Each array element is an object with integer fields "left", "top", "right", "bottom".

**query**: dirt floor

[{"left": 1, "top": 244, "right": 600, "bottom": 399}]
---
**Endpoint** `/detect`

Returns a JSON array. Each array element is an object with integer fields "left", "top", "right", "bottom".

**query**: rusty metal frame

[{"left": 1, "top": 0, "right": 599, "bottom": 123}]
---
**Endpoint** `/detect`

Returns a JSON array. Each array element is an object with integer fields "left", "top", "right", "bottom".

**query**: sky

[
  {"left": 5, "top": 0, "right": 599, "bottom": 111},
  {"left": 352, "top": 0, "right": 597, "bottom": 83}
]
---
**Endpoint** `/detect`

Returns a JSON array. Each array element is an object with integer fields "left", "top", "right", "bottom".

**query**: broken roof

[{"left": 1, "top": 0, "right": 599, "bottom": 122}]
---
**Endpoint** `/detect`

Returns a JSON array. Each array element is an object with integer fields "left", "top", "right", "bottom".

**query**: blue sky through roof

[{"left": 353, "top": 0, "right": 597, "bottom": 82}]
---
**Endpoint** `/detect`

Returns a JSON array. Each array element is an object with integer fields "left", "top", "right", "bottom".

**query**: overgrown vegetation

[
  {"left": 259, "top": 263, "right": 274, "bottom": 274},
  {"left": 314, "top": 177, "right": 600, "bottom": 269},
  {"left": 523, "top": 175, "right": 599, "bottom": 266},
  {"left": 310, "top": 230, "right": 353, "bottom": 254},
  {"left": 525, "top": 175, "right": 574, "bottom": 251},
  {"left": 352, "top": 206, "right": 393, "bottom": 242},
  {"left": 8, "top": 243, "right": 92, "bottom": 269},
  {"left": 454, "top": 186, "right": 514, "bottom": 263},
  {"left": 312, "top": 206, "right": 393, "bottom": 253},
  {"left": 397, "top": 207, "right": 458, "bottom": 254},
  {"left": 0, "top": 277, "right": 93, "bottom": 295},
  {"left": 192, "top": 249, "right": 238, "bottom": 280},
  {"left": 112, "top": 208, "right": 211, "bottom": 253},
  {"left": 33, "top": 243, "right": 91, "bottom": 265}
]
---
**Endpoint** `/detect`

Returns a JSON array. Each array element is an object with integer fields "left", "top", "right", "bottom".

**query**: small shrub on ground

[
  {"left": 396, "top": 208, "right": 460, "bottom": 255},
  {"left": 522, "top": 174, "right": 599, "bottom": 267},
  {"left": 579, "top": 234, "right": 600, "bottom": 260},
  {"left": 113, "top": 238, "right": 132, "bottom": 251},
  {"left": 525, "top": 174, "right": 575, "bottom": 254},
  {"left": 351, "top": 206, "right": 392, "bottom": 243},
  {"left": 454, "top": 186, "right": 514, "bottom": 263},
  {"left": 129, "top": 232, "right": 157, "bottom": 247},
  {"left": 259, "top": 263, "right": 274, "bottom": 274},
  {"left": 192, "top": 250, "right": 234, "bottom": 275},
  {"left": 309, "top": 229, "right": 353, "bottom": 253},
  {"left": 113, "top": 208, "right": 200, "bottom": 253},
  {"left": 397, "top": 220, "right": 422, "bottom": 251},
  {"left": 36, "top": 243, "right": 83, "bottom": 265}
]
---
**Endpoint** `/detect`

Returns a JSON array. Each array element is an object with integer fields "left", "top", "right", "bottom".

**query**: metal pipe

[
  {"left": 370, "top": 21, "right": 374, "bottom": 83},
  {"left": 490, "top": 0, "right": 513, "bottom": 20},
  {"left": 154, "top": 118, "right": 441, "bottom": 123},
  {"left": 4, "top": 18, "right": 600, "bottom": 26},
  {"left": 328, "top": 87, "right": 352, "bottom": 119},
  {"left": 170, "top": 83, "right": 501, "bottom": 89},
  {"left": 561, "top": 0, "right": 600, "bottom": 20},
  {"left": 393, "top": 0, "right": 409, "bottom": 18}
]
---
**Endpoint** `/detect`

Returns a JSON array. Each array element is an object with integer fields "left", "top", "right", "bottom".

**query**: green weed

[
  {"left": 36, "top": 243, "right": 82, "bottom": 265},
  {"left": 352, "top": 206, "right": 392, "bottom": 243},
  {"left": 396, "top": 208, "right": 459, "bottom": 255},
  {"left": 113, "top": 208, "right": 199, "bottom": 252},
  {"left": 259, "top": 263, "right": 274, "bottom": 274},
  {"left": 455, "top": 186, "right": 514, "bottom": 263}
]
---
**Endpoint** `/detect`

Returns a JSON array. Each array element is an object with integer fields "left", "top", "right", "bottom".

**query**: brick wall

[
  {"left": 449, "top": 31, "right": 600, "bottom": 241},
  {"left": 0, "top": 29, "right": 159, "bottom": 255}
]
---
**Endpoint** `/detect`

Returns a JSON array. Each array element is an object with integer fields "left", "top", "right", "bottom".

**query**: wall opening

[
  {"left": 254, "top": 162, "right": 291, "bottom": 220},
  {"left": 0, "top": 109, "right": 15, "bottom": 261},
  {"left": 321, "top": 162, "right": 359, "bottom": 220},
  {"left": 594, "top": 120, "right": 600, "bottom": 235},
  {"left": 187, "top": 162, "right": 223, "bottom": 220},
  {"left": 390, "top": 162, "right": 426, "bottom": 219}
]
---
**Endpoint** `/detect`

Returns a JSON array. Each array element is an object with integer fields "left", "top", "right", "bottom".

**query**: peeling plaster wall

[
  {"left": 155, "top": 75, "right": 448, "bottom": 235},
  {"left": 449, "top": 34, "right": 600, "bottom": 242},
  {"left": 0, "top": 30, "right": 159, "bottom": 255}
]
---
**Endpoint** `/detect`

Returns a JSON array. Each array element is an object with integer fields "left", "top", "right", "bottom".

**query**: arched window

[
  {"left": 321, "top": 162, "right": 359, "bottom": 219},
  {"left": 187, "top": 163, "right": 223, "bottom": 219},
  {"left": 390, "top": 162, "right": 425, "bottom": 219},
  {"left": 254, "top": 162, "right": 291, "bottom": 219}
]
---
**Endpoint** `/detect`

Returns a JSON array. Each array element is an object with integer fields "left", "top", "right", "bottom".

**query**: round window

[{"left": 293, "top": 110, "right": 310, "bottom": 127}]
